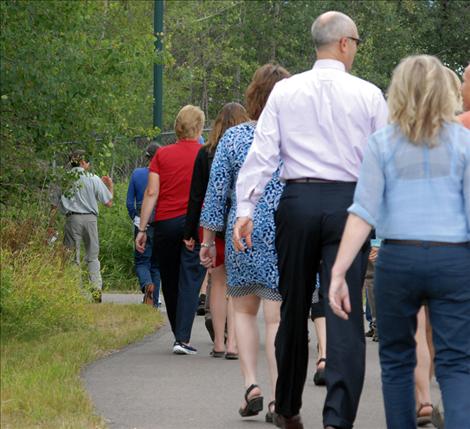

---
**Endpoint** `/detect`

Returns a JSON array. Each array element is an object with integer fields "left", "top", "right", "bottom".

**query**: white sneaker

[{"left": 173, "top": 342, "right": 197, "bottom": 355}]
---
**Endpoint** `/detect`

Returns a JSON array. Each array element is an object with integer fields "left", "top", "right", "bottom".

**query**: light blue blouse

[{"left": 349, "top": 122, "right": 470, "bottom": 242}]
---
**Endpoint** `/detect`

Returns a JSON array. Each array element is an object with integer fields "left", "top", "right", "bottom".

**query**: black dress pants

[
  {"left": 274, "top": 182, "right": 368, "bottom": 429},
  {"left": 153, "top": 215, "right": 185, "bottom": 336}
]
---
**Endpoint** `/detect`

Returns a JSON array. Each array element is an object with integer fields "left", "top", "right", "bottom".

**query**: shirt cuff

[
  {"left": 199, "top": 221, "right": 224, "bottom": 232},
  {"left": 348, "top": 203, "right": 376, "bottom": 228},
  {"left": 236, "top": 202, "right": 255, "bottom": 219}
]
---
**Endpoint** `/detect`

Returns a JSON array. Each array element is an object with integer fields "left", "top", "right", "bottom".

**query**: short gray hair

[{"left": 311, "top": 11, "right": 356, "bottom": 49}]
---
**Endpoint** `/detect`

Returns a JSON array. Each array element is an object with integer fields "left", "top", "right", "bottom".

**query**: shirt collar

[{"left": 313, "top": 59, "right": 346, "bottom": 72}]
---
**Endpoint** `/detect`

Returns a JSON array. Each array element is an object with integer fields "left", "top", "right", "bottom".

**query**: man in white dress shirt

[{"left": 233, "top": 11, "right": 388, "bottom": 429}]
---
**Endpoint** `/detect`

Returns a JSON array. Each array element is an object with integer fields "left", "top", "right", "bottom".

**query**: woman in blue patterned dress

[{"left": 199, "top": 64, "right": 290, "bottom": 421}]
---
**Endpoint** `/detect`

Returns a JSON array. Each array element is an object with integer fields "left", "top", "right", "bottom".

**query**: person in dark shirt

[{"left": 126, "top": 143, "right": 161, "bottom": 307}]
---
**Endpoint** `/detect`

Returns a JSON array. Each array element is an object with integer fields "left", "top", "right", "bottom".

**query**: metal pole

[{"left": 153, "top": 0, "right": 164, "bottom": 139}]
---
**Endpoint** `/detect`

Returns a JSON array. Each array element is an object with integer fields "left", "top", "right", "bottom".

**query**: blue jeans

[
  {"left": 174, "top": 243, "right": 206, "bottom": 343},
  {"left": 374, "top": 242, "right": 470, "bottom": 429},
  {"left": 134, "top": 225, "right": 161, "bottom": 307}
]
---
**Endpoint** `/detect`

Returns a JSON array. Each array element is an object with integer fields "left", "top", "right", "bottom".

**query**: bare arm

[
  {"left": 135, "top": 172, "right": 160, "bottom": 253},
  {"left": 329, "top": 214, "right": 372, "bottom": 320},
  {"left": 101, "top": 175, "right": 114, "bottom": 207}
]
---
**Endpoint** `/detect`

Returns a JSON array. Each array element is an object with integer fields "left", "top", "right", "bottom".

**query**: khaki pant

[{"left": 64, "top": 214, "right": 102, "bottom": 290}]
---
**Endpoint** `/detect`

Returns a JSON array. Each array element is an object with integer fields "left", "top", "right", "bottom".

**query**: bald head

[{"left": 311, "top": 11, "right": 357, "bottom": 50}]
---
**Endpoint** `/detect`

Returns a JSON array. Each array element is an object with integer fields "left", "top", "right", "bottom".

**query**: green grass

[
  {"left": 0, "top": 212, "right": 164, "bottom": 428},
  {"left": 1, "top": 304, "right": 164, "bottom": 429}
]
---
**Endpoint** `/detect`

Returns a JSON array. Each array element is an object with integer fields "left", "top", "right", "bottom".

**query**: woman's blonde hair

[
  {"left": 205, "top": 103, "right": 249, "bottom": 154},
  {"left": 388, "top": 55, "right": 459, "bottom": 146},
  {"left": 174, "top": 105, "right": 205, "bottom": 140}
]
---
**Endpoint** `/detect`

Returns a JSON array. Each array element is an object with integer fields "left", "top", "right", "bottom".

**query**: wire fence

[{"left": 51, "top": 128, "right": 212, "bottom": 183}]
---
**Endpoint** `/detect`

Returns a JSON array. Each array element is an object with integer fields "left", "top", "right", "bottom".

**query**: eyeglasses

[{"left": 345, "top": 36, "right": 363, "bottom": 47}]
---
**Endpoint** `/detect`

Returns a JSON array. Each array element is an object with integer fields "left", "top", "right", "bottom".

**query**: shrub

[{"left": 0, "top": 218, "right": 90, "bottom": 340}]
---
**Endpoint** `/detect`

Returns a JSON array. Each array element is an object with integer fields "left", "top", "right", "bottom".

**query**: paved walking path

[{"left": 83, "top": 294, "right": 440, "bottom": 429}]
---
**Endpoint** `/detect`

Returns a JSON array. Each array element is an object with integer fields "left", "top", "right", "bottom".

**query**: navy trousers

[
  {"left": 153, "top": 215, "right": 205, "bottom": 341},
  {"left": 375, "top": 242, "right": 470, "bottom": 429},
  {"left": 274, "top": 182, "right": 369, "bottom": 429}
]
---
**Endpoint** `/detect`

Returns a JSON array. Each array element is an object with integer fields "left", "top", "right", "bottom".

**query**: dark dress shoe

[
  {"left": 273, "top": 413, "right": 304, "bottom": 429},
  {"left": 313, "top": 358, "right": 326, "bottom": 386}
]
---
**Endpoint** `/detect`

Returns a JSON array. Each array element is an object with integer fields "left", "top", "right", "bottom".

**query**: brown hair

[
  {"left": 205, "top": 103, "right": 249, "bottom": 153},
  {"left": 174, "top": 105, "right": 205, "bottom": 140},
  {"left": 69, "top": 149, "right": 87, "bottom": 167},
  {"left": 245, "top": 64, "right": 290, "bottom": 120}
]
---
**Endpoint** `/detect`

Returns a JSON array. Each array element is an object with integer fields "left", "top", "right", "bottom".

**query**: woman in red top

[{"left": 136, "top": 105, "right": 206, "bottom": 355}]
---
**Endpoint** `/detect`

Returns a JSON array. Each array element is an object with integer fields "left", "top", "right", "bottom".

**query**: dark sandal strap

[
  {"left": 316, "top": 358, "right": 326, "bottom": 365},
  {"left": 244, "top": 384, "right": 260, "bottom": 402}
]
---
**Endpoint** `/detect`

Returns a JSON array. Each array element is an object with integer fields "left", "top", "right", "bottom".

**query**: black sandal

[
  {"left": 313, "top": 358, "right": 326, "bottom": 386},
  {"left": 265, "top": 400, "right": 276, "bottom": 423},
  {"left": 239, "top": 384, "right": 263, "bottom": 417},
  {"left": 210, "top": 349, "right": 224, "bottom": 358}
]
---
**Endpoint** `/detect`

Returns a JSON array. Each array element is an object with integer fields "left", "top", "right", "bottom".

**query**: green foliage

[
  {"left": 2, "top": 0, "right": 468, "bottom": 204},
  {"left": 0, "top": 0, "right": 158, "bottom": 203},
  {"left": 0, "top": 217, "right": 89, "bottom": 340},
  {"left": 98, "top": 182, "right": 138, "bottom": 291},
  {"left": 163, "top": 0, "right": 470, "bottom": 124}
]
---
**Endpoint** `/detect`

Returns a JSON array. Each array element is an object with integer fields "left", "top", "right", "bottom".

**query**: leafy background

[{"left": 1, "top": 0, "right": 469, "bottom": 290}]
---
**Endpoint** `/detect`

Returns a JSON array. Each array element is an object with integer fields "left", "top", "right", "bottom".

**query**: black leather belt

[
  {"left": 286, "top": 178, "right": 343, "bottom": 184},
  {"left": 66, "top": 212, "right": 95, "bottom": 216},
  {"left": 383, "top": 239, "right": 469, "bottom": 247}
]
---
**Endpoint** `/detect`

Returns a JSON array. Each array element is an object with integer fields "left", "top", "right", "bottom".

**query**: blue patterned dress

[{"left": 200, "top": 122, "right": 283, "bottom": 300}]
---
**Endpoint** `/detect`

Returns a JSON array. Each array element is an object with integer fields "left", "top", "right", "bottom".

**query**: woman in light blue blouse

[
  {"left": 329, "top": 55, "right": 470, "bottom": 429},
  {"left": 199, "top": 64, "right": 290, "bottom": 421}
]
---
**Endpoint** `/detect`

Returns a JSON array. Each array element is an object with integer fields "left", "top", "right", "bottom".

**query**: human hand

[
  {"left": 369, "top": 247, "right": 379, "bottom": 262},
  {"left": 101, "top": 175, "right": 113, "bottom": 189},
  {"left": 135, "top": 231, "right": 147, "bottom": 253},
  {"left": 199, "top": 245, "right": 216, "bottom": 269},
  {"left": 183, "top": 238, "right": 195, "bottom": 251},
  {"left": 232, "top": 217, "right": 254, "bottom": 252},
  {"left": 328, "top": 274, "right": 351, "bottom": 320}
]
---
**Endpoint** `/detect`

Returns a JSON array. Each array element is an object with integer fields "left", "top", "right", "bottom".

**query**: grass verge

[{"left": 1, "top": 303, "right": 164, "bottom": 429}]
